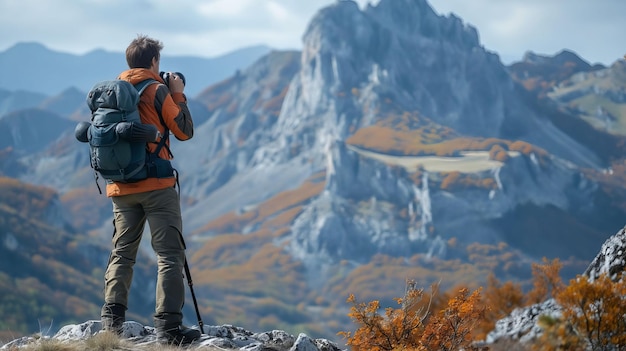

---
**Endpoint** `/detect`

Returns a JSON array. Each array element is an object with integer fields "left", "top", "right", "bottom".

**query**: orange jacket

[{"left": 106, "top": 69, "right": 194, "bottom": 197}]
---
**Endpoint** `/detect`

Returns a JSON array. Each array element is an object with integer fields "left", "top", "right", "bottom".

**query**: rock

[
  {"left": 584, "top": 225, "right": 626, "bottom": 281},
  {"left": 1, "top": 321, "right": 343, "bottom": 351},
  {"left": 485, "top": 299, "right": 562, "bottom": 344}
]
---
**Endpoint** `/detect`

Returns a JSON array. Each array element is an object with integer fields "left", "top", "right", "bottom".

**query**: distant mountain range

[
  {"left": 0, "top": 42, "right": 272, "bottom": 97},
  {"left": 2, "top": 0, "right": 626, "bottom": 344}
]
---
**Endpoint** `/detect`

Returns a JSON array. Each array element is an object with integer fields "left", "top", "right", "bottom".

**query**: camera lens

[{"left": 175, "top": 72, "right": 186, "bottom": 86}]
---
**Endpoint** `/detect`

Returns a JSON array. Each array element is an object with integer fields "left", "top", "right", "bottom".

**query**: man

[{"left": 100, "top": 35, "right": 201, "bottom": 345}]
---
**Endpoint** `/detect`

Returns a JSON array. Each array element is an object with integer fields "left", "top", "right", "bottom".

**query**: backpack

[{"left": 75, "top": 79, "right": 175, "bottom": 192}]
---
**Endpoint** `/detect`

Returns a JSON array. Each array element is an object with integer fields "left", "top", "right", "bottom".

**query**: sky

[{"left": 1, "top": 0, "right": 624, "bottom": 66}]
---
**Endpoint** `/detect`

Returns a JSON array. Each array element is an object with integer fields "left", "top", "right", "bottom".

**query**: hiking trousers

[{"left": 103, "top": 186, "right": 186, "bottom": 326}]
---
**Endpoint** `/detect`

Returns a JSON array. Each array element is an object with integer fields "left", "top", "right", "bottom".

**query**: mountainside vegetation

[
  {"left": 0, "top": 178, "right": 102, "bottom": 338},
  {"left": 338, "top": 258, "right": 626, "bottom": 351},
  {"left": 0, "top": 178, "right": 159, "bottom": 340}
]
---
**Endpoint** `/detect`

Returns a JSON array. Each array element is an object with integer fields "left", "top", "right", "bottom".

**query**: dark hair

[{"left": 125, "top": 35, "right": 163, "bottom": 69}]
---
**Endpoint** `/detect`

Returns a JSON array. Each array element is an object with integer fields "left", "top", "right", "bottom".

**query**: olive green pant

[{"left": 103, "top": 187, "right": 186, "bottom": 326}]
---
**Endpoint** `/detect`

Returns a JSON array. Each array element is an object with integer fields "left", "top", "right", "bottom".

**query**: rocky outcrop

[
  {"left": 1, "top": 321, "right": 342, "bottom": 351},
  {"left": 485, "top": 299, "right": 561, "bottom": 345},
  {"left": 584, "top": 226, "right": 626, "bottom": 281},
  {"left": 287, "top": 135, "right": 600, "bottom": 265}
]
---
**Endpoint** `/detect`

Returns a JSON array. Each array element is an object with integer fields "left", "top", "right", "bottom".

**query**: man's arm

[{"left": 155, "top": 85, "right": 194, "bottom": 141}]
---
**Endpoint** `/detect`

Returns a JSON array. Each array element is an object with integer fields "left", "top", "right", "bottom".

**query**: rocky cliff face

[
  {"left": 177, "top": 0, "right": 619, "bottom": 267},
  {"left": 265, "top": 0, "right": 600, "bottom": 168}
]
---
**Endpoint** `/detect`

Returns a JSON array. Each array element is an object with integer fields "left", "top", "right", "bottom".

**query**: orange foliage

[
  {"left": 440, "top": 172, "right": 497, "bottom": 191},
  {"left": 192, "top": 172, "right": 325, "bottom": 236},
  {"left": 347, "top": 115, "right": 549, "bottom": 163},
  {"left": 472, "top": 257, "right": 564, "bottom": 338},
  {"left": 440, "top": 172, "right": 461, "bottom": 190},
  {"left": 60, "top": 187, "right": 110, "bottom": 229},
  {"left": 421, "top": 288, "right": 486, "bottom": 351},
  {"left": 475, "top": 274, "right": 525, "bottom": 340},
  {"left": 0, "top": 177, "right": 57, "bottom": 218},
  {"left": 339, "top": 281, "right": 432, "bottom": 351},
  {"left": 489, "top": 144, "right": 510, "bottom": 162},
  {"left": 336, "top": 252, "right": 626, "bottom": 351},
  {"left": 346, "top": 110, "right": 455, "bottom": 155},
  {"left": 509, "top": 140, "right": 548, "bottom": 159},
  {"left": 340, "top": 282, "right": 486, "bottom": 351},
  {"left": 583, "top": 159, "right": 626, "bottom": 213},
  {"left": 262, "top": 86, "right": 289, "bottom": 116},
  {"left": 526, "top": 258, "right": 565, "bottom": 304},
  {"left": 550, "top": 273, "right": 626, "bottom": 350}
]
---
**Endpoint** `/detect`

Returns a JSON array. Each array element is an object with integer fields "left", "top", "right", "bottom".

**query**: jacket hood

[{"left": 118, "top": 69, "right": 164, "bottom": 85}]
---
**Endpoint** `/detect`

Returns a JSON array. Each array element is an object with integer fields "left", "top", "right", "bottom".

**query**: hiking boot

[
  {"left": 101, "top": 303, "right": 125, "bottom": 334},
  {"left": 156, "top": 324, "right": 201, "bottom": 345}
]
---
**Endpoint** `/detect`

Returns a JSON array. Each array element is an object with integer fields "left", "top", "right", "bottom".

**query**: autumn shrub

[
  {"left": 489, "top": 144, "right": 510, "bottom": 162},
  {"left": 340, "top": 281, "right": 487, "bottom": 351},
  {"left": 463, "top": 257, "right": 564, "bottom": 339},
  {"left": 440, "top": 172, "right": 461, "bottom": 190},
  {"left": 476, "top": 274, "right": 525, "bottom": 340},
  {"left": 526, "top": 258, "right": 565, "bottom": 305},
  {"left": 440, "top": 172, "right": 497, "bottom": 191},
  {"left": 420, "top": 288, "right": 486, "bottom": 351},
  {"left": 533, "top": 314, "right": 586, "bottom": 351},
  {"left": 340, "top": 258, "right": 626, "bottom": 351},
  {"left": 543, "top": 273, "right": 626, "bottom": 351},
  {"left": 338, "top": 282, "right": 431, "bottom": 351}
]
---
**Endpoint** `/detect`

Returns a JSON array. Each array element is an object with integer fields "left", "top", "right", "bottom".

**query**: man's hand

[{"left": 167, "top": 73, "right": 185, "bottom": 94}]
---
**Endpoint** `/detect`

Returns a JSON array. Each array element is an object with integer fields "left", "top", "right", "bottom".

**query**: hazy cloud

[
  {"left": 1, "top": 0, "right": 623, "bottom": 65},
  {"left": 427, "top": 0, "right": 626, "bottom": 64}
]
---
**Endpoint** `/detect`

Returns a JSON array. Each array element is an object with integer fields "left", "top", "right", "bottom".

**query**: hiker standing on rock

[{"left": 99, "top": 34, "right": 200, "bottom": 345}]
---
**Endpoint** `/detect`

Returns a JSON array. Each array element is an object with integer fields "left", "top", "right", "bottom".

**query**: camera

[{"left": 159, "top": 71, "right": 186, "bottom": 87}]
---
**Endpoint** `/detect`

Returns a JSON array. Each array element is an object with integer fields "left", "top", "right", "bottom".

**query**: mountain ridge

[{"left": 0, "top": 42, "right": 272, "bottom": 97}]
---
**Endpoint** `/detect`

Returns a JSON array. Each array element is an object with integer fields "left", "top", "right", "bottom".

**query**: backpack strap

[
  {"left": 132, "top": 79, "right": 170, "bottom": 155},
  {"left": 151, "top": 84, "right": 175, "bottom": 159},
  {"left": 134, "top": 79, "right": 158, "bottom": 97},
  {"left": 135, "top": 80, "right": 179, "bottom": 191},
  {"left": 153, "top": 125, "right": 169, "bottom": 156}
]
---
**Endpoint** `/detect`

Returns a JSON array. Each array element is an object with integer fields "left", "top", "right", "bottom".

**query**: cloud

[
  {"left": 427, "top": 0, "right": 626, "bottom": 64},
  {"left": 0, "top": 0, "right": 624, "bottom": 65}
]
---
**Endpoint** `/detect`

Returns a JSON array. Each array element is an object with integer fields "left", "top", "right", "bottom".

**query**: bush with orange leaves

[
  {"left": 339, "top": 280, "right": 487, "bottom": 351},
  {"left": 340, "top": 258, "right": 626, "bottom": 351},
  {"left": 535, "top": 272, "right": 626, "bottom": 351},
  {"left": 474, "top": 258, "right": 564, "bottom": 340}
]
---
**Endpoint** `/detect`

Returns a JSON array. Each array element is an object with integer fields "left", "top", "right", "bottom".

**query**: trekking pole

[{"left": 184, "top": 257, "right": 205, "bottom": 334}]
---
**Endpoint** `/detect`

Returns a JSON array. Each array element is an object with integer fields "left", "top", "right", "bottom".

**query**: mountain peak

[
  {"left": 368, "top": 0, "right": 479, "bottom": 48},
  {"left": 522, "top": 49, "right": 591, "bottom": 67},
  {"left": 0, "top": 42, "right": 271, "bottom": 96},
  {"left": 3, "top": 41, "right": 49, "bottom": 54}
]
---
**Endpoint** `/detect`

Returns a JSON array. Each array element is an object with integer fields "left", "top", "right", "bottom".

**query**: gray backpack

[{"left": 76, "top": 79, "right": 171, "bottom": 191}]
